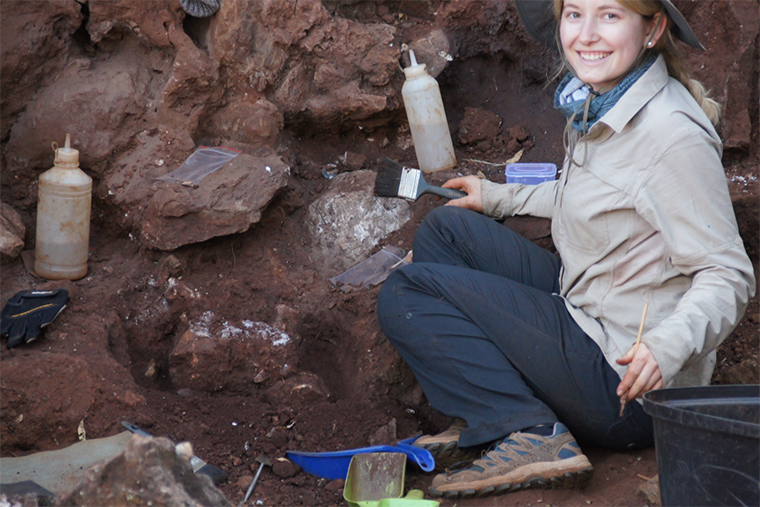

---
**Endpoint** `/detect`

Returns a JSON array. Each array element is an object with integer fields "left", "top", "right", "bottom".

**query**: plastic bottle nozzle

[
  {"left": 54, "top": 133, "right": 80, "bottom": 165},
  {"left": 403, "top": 49, "right": 427, "bottom": 78}
]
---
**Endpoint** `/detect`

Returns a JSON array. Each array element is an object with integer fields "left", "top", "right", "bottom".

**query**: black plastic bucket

[{"left": 642, "top": 385, "right": 760, "bottom": 507}]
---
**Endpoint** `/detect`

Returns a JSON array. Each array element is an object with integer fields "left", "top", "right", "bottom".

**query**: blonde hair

[{"left": 552, "top": 0, "right": 722, "bottom": 125}]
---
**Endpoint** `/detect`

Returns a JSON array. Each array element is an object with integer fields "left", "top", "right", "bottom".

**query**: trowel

[
  {"left": 286, "top": 436, "right": 435, "bottom": 480},
  {"left": 343, "top": 453, "right": 439, "bottom": 507},
  {"left": 122, "top": 421, "right": 228, "bottom": 485}
]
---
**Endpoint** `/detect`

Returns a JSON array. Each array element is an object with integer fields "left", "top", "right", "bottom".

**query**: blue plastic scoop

[{"left": 286, "top": 436, "right": 435, "bottom": 480}]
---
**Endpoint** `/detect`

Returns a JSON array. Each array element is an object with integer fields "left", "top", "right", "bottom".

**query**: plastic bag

[
  {"left": 156, "top": 146, "right": 241, "bottom": 185},
  {"left": 329, "top": 246, "right": 409, "bottom": 288}
]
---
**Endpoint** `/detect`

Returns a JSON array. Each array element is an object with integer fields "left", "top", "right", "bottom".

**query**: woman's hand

[
  {"left": 442, "top": 176, "right": 483, "bottom": 213},
  {"left": 616, "top": 342, "right": 663, "bottom": 402}
]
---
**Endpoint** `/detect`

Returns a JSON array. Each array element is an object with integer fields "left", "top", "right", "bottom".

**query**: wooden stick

[
  {"left": 631, "top": 302, "right": 649, "bottom": 358},
  {"left": 620, "top": 302, "right": 649, "bottom": 417}
]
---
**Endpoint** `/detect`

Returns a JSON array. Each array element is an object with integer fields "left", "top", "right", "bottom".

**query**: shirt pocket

[{"left": 555, "top": 168, "right": 618, "bottom": 254}]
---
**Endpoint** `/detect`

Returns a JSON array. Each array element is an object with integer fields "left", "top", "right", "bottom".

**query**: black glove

[{"left": 1, "top": 289, "right": 69, "bottom": 349}]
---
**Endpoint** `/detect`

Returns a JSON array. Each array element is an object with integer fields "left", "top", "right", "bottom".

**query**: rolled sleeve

[{"left": 481, "top": 179, "right": 558, "bottom": 220}]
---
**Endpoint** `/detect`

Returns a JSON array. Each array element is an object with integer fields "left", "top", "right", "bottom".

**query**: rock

[
  {"left": 723, "top": 358, "right": 760, "bottom": 385},
  {"left": 405, "top": 29, "right": 456, "bottom": 78},
  {"left": 306, "top": 170, "right": 411, "bottom": 275},
  {"left": 168, "top": 311, "right": 299, "bottom": 394},
  {"left": 339, "top": 151, "right": 367, "bottom": 171},
  {"left": 369, "top": 418, "right": 397, "bottom": 446},
  {"left": 505, "top": 126, "right": 531, "bottom": 143},
  {"left": 0, "top": 354, "right": 96, "bottom": 451},
  {"left": 273, "top": 305, "right": 301, "bottom": 334},
  {"left": 0, "top": 203, "right": 25, "bottom": 259},
  {"left": 157, "top": 254, "right": 184, "bottom": 285},
  {"left": 732, "top": 191, "right": 759, "bottom": 263},
  {"left": 268, "top": 428, "right": 290, "bottom": 449},
  {"left": 6, "top": 57, "right": 151, "bottom": 171},
  {"left": 457, "top": 107, "right": 502, "bottom": 145},
  {"left": 324, "top": 478, "right": 345, "bottom": 491},
  {"left": 637, "top": 475, "right": 661, "bottom": 507},
  {"left": 262, "top": 373, "right": 331, "bottom": 406},
  {"left": 58, "top": 434, "right": 232, "bottom": 507},
  {"left": 400, "top": 385, "right": 426, "bottom": 408},
  {"left": 0, "top": 1, "right": 81, "bottom": 141},
  {"left": 204, "top": 99, "right": 283, "bottom": 146},
  {"left": 272, "top": 457, "right": 299, "bottom": 479},
  {"left": 141, "top": 152, "right": 290, "bottom": 250},
  {"left": 237, "top": 474, "right": 254, "bottom": 490}
]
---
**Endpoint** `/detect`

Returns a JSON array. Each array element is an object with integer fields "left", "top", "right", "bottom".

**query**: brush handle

[{"left": 424, "top": 185, "right": 467, "bottom": 200}]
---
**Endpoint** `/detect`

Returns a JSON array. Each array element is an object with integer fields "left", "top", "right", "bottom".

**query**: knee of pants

[
  {"left": 377, "top": 269, "right": 404, "bottom": 326},
  {"left": 377, "top": 267, "right": 423, "bottom": 344},
  {"left": 419, "top": 205, "right": 464, "bottom": 234}
]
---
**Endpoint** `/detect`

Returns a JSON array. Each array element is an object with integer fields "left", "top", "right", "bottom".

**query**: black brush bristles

[
  {"left": 374, "top": 156, "right": 468, "bottom": 202},
  {"left": 374, "top": 157, "right": 405, "bottom": 198}
]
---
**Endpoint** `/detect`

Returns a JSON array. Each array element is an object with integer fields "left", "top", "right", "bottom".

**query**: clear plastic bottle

[
  {"left": 35, "top": 134, "right": 92, "bottom": 280},
  {"left": 401, "top": 50, "right": 457, "bottom": 173}
]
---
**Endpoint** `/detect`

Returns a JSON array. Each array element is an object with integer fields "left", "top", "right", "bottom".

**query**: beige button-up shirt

[{"left": 481, "top": 56, "right": 755, "bottom": 388}]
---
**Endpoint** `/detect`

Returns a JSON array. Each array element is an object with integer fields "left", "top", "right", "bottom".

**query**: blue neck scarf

[{"left": 554, "top": 54, "right": 657, "bottom": 132}]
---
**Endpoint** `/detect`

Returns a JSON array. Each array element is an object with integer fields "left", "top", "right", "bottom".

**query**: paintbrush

[
  {"left": 619, "top": 302, "right": 649, "bottom": 417},
  {"left": 374, "top": 157, "right": 467, "bottom": 201}
]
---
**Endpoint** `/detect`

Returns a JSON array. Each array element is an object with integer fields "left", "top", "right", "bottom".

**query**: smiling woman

[
  {"left": 558, "top": 0, "right": 666, "bottom": 92},
  {"left": 376, "top": 0, "right": 756, "bottom": 500}
]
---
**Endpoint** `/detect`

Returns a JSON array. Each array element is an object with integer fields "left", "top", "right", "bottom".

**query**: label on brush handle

[{"left": 398, "top": 167, "right": 421, "bottom": 200}]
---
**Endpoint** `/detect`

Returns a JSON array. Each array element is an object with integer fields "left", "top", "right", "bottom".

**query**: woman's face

[{"left": 559, "top": 0, "right": 659, "bottom": 91}]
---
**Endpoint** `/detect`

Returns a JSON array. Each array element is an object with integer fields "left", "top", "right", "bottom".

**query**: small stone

[
  {"left": 268, "top": 428, "right": 289, "bottom": 449},
  {"left": 637, "top": 475, "right": 661, "bottom": 506},
  {"left": 369, "top": 419, "right": 397, "bottom": 446},
  {"left": 272, "top": 457, "right": 299, "bottom": 478},
  {"left": 341, "top": 151, "right": 366, "bottom": 171},
  {"left": 324, "top": 478, "right": 345, "bottom": 491},
  {"left": 175, "top": 442, "right": 193, "bottom": 461},
  {"left": 237, "top": 474, "right": 254, "bottom": 491},
  {"left": 231, "top": 456, "right": 243, "bottom": 467}
]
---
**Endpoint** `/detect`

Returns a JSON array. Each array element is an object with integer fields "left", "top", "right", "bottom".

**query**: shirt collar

[{"left": 596, "top": 55, "right": 669, "bottom": 134}]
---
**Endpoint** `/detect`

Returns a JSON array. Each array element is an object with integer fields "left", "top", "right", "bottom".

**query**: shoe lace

[
  {"left": 444, "top": 433, "right": 543, "bottom": 476},
  {"left": 443, "top": 439, "right": 504, "bottom": 476}
]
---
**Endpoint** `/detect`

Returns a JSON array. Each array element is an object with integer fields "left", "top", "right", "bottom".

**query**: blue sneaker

[{"left": 429, "top": 423, "right": 593, "bottom": 499}]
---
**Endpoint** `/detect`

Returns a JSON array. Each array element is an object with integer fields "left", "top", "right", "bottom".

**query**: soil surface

[{"left": 1, "top": 1, "right": 758, "bottom": 506}]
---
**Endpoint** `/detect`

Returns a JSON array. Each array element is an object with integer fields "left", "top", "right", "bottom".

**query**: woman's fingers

[
  {"left": 627, "top": 360, "right": 662, "bottom": 400},
  {"left": 443, "top": 176, "right": 483, "bottom": 212},
  {"left": 616, "top": 342, "right": 662, "bottom": 401}
]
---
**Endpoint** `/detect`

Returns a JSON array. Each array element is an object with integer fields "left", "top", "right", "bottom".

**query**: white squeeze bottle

[
  {"left": 35, "top": 134, "right": 92, "bottom": 280},
  {"left": 401, "top": 50, "right": 457, "bottom": 173}
]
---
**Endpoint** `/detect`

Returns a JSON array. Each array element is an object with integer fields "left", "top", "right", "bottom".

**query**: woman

[{"left": 377, "top": 0, "right": 755, "bottom": 499}]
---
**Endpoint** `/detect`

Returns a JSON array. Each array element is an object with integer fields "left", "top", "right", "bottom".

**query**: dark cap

[{"left": 515, "top": 0, "right": 705, "bottom": 51}]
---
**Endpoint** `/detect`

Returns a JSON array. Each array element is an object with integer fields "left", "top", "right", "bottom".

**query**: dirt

[{"left": 1, "top": 1, "right": 758, "bottom": 506}]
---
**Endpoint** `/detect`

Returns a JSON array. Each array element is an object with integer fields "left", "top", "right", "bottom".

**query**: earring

[{"left": 647, "top": 41, "right": 653, "bottom": 47}]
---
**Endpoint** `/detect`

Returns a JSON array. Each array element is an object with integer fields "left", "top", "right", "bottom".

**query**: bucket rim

[{"left": 642, "top": 385, "right": 760, "bottom": 440}]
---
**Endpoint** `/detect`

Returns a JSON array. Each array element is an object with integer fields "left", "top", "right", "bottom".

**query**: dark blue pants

[{"left": 377, "top": 207, "right": 653, "bottom": 450}]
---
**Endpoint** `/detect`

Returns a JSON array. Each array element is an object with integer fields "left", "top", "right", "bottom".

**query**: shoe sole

[{"left": 429, "top": 455, "right": 594, "bottom": 499}]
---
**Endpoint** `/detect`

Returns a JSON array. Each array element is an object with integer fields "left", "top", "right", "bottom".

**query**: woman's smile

[{"left": 578, "top": 51, "right": 611, "bottom": 62}]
